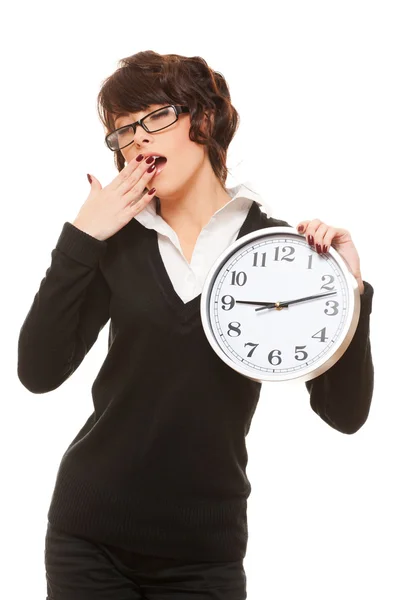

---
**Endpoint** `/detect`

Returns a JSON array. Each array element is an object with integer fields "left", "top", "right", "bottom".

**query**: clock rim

[{"left": 200, "top": 226, "right": 361, "bottom": 384}]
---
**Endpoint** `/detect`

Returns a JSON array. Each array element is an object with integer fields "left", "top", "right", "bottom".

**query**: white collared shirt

[{"left": 134, "top": 182, "right": 272, "bottom": 304}]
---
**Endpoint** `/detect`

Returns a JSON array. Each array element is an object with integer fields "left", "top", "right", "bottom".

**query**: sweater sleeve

[
  {"left": 305, "top": 280, "right": 374, "bottom": 434},
  {"left": 17, "top": 222, "right": 111, "bottom": 394}
]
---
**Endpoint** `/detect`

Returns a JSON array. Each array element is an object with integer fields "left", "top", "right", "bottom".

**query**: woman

[{"left": 18, "top": 50, "right": 374, "bottom": 599}]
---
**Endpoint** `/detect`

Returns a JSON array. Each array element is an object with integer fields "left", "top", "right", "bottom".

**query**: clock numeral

[
  {"left": 325, "top": 300, "right": 339, "bottom": 316},
  {"left": 307, "top": 254, "right": 313, "bottom": 269},
  {"left": 321, "top": 274, "right": 335, "bottom": 291},
  {"left": 312, "top": 327, "right": 329, "bottom": 342},
  {"left": 294, "top": 345, "right": 308, "bottom": 361},
  {"left": 227, "top": 321, "right": 242, "bottom": 337},
  {"left": 244, "top": 342, "right": 259, "bottom": 357},
  {"left": 221, "top": 295, "right": 235, "bottom": 311},
  {"left": 252, "top": 252, "right": 267, "bottom": 267},
  {"left": 230, "top": 271, "right": 247, "bottom": 286},
  {"left": 274, "top": 245, "right": 295, "bottom": 262},
  {"left": 268, "top": 349, "right": 282, "bottom": 366}
]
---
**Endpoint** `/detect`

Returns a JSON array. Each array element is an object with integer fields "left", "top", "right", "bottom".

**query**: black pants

[{"left": 45, "top": 522, "right": 247, "bottom": 599}]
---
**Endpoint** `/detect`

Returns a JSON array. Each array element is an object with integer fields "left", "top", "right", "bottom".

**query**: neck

[{"left": 156, "top": 162, "right": 231, "bottom": 238}]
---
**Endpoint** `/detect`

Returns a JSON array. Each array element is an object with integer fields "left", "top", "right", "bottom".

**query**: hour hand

[{"left": 235, "top": 300, "right": 277, "bottom": 309}]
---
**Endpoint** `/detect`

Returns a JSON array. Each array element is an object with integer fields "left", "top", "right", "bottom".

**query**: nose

[{"left": 132, "top": 123, "right": 152, "bottom": 145}]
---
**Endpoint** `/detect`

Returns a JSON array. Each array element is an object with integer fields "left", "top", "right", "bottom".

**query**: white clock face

[{"left": 202, "top": 228, "right": 359, "bottom": 383}]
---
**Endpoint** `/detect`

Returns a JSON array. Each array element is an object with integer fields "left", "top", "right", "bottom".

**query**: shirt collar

[{"left": 133, "top": 180, "right": 272, "bottom": 233}]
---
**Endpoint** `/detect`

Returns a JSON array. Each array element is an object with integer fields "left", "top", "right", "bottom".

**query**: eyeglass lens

[{"left": 107, "top": 106, "right": 177, "bottom": 151}]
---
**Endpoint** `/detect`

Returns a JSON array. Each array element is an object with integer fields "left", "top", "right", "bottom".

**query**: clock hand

[
  {"left": 255, "top": 291, "right": 337, "bottom": 312},
  {"left": 235, "top": 291, "right": 338, "bottom": 311},
  {"left": 235, "top": 291, "right": 337, "bottom": 310},
  {"left": 235, "top": 300, "right": 276, "bottom": 308}
]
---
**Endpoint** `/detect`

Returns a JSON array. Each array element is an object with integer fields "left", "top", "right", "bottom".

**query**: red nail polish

[
  {"left": 316, "top": 243, "right": 321, "bottom": 254},
  {"left": 323, "top": 244, "right": 328, "bottom": 253},
  {"left": 136, "top": 154, "right": 144, "bottom": 161},
  {"left": 309, "top": 235, "right": 314, "bottom": 246}
]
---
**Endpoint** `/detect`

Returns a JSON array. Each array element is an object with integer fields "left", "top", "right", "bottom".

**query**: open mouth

[{"left": 154, "top": 156, "right": 167, "bottom": 175}]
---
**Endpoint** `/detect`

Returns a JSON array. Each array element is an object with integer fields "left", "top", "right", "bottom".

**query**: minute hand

[{"left": 255, "top": 291, "right": 337, "bottom": 312}]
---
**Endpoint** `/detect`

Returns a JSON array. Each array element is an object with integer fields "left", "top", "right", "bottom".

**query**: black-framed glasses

[{"left": 105, "top": 104, "right": 190, "bottom": 151}]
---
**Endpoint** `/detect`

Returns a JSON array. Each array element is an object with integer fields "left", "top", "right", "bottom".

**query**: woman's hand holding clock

[{"left": 296, "top": 219, "right": 365, "bottom": 295}]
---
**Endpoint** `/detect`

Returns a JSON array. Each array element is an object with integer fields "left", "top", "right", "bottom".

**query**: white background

[{"left": 3, "top": 0, "right": 398, "bottom": 598}]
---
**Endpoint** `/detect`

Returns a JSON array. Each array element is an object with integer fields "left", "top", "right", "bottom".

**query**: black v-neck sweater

[{"left": 17, "top": 201, "right": 374, "bottom": 561}]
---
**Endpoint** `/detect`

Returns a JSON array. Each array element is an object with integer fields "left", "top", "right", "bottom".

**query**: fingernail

[
  {"left": 147, "top": 163, "right": 156, "bottom": 173},
  {"left": 148, "top": 187, "right": 156, "bottom": 195},
  {"left": 308, "top": 235, "right": 314, "bottom": 246},
  {"left": 316, "top": 243, "right": 321, "bottom": 254},
  {"left": 136, "top": 154, "right": 144, "bottom": 162},
  {"left": 87, "top": 174, "right": 92, "bottom": 184},
  {"left": 323, "top": 244, "right": 328, "bottom": 253},
  {"left": 145, "top": 156, "right": 155, "bottom": 164},
  {"left": 298, "top": 225, "right": 304, "bottom": 232}
]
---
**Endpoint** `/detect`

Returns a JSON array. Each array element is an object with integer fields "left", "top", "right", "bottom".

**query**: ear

[{"left": 200, "top": 110, "right": 215, "bottom": 136}]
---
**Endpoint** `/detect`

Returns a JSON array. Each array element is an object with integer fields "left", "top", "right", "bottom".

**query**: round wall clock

[{"left": 200, "top": 226, "right": 361, "bottom": 383}]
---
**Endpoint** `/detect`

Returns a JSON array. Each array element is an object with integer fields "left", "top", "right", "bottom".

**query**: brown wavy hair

[{"left": 96, "top": 50, "right": 240, "bottom": 194}]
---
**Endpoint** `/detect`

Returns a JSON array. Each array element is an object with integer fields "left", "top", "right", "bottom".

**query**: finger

[
  {"left": 127, "top": 185, "right": 157, "bottom": 212},
  {"left": 321, "top": 236, "right": 333, "bottom": 253},
  {"left": 304, "top": 219, "right": 323, "bottom": 247},
  {"left": 111, "top": 154, "right": 147, "bottom": 190},
  {"left": 297, "top": 221, "right": 311, "bottom": 233},
  {"left": 321, "top": 229, "right": 338, "bottom": 253},
  {"left": 311, "top": 223, "right": 329, "bottom": 253},
  {"left": 123, "top": 161, "right": 157, "bottom": 203}
]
